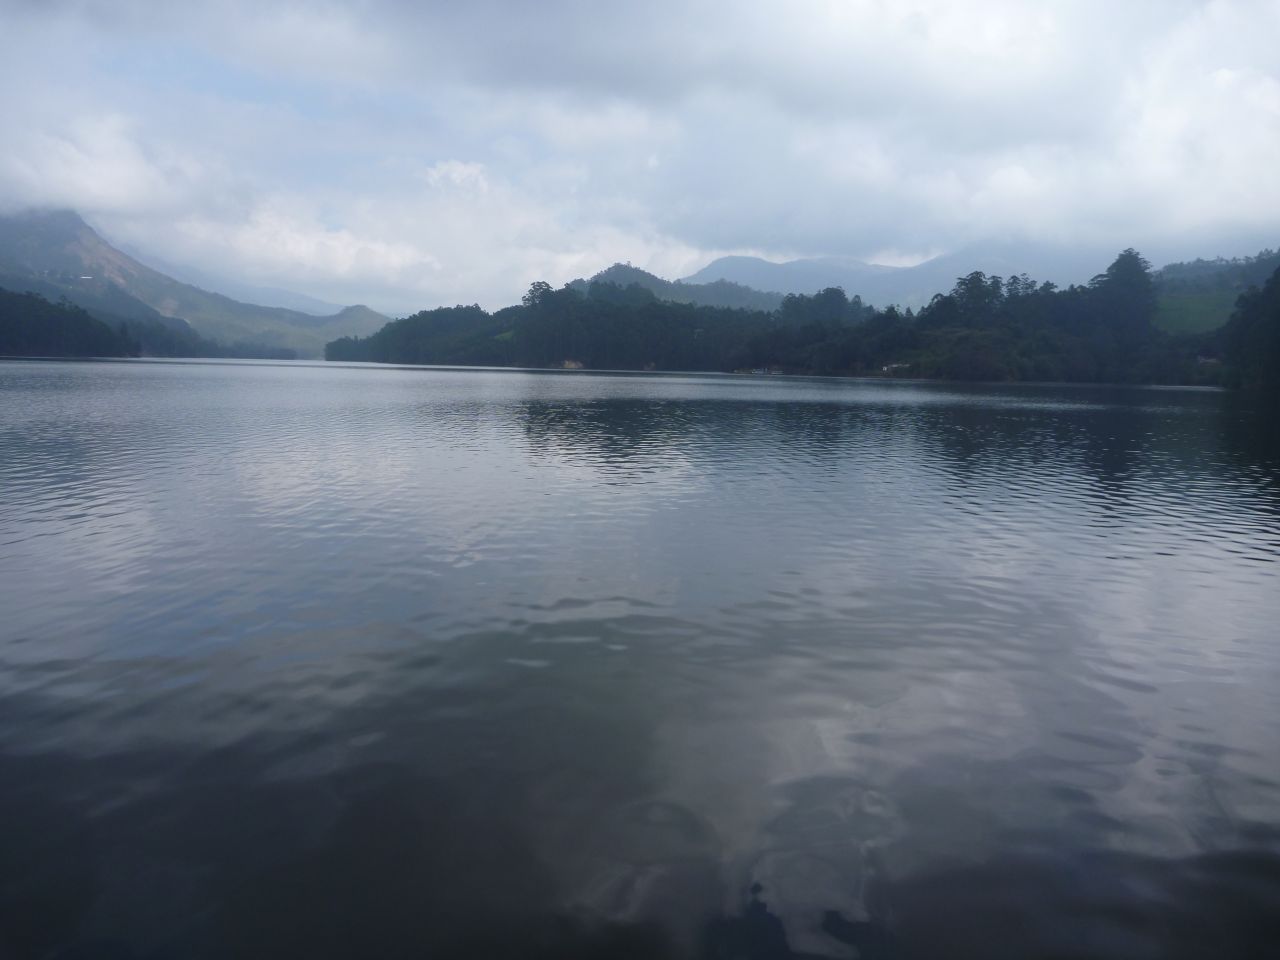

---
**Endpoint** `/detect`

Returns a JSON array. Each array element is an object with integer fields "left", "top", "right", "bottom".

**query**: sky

[{"left": 1, "top": 0, "right": 1278, "bottom": 314}]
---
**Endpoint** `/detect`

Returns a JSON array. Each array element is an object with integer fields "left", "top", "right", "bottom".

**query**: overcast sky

[{"left": 2, "top": 0, "right": 1278, "bottom": 313}]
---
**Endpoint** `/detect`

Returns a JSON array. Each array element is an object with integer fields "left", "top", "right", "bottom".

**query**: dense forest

[
  {"left": 0, "top": 286, "right": 296, "bottom": 360},
  {"left": 1220, "top": 261, "right": 1280, "bottom": 397},
  {"left": 8, "top": 246, "right": 1275, "bottom": 389},
  {"left": 0, "top": 289, "right": 136, "bottom": 357},
  {"left": 329, "top": 250, "right": 1279, "bottom": 389}
]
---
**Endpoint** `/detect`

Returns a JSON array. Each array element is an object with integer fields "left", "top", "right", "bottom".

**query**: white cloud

[
  {"left": 172, "top": 205, "right": 438, "bottom": 279},
  {"left": 1, "top": 0, "right": 1276, "bottom": 311}
]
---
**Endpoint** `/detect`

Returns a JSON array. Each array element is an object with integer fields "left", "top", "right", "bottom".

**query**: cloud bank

[{"left": 1, "top": 0, "right": 1277, "bottom": 312}]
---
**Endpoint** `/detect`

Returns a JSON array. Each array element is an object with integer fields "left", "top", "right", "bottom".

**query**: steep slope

[
  {"left": 117, "top": 244, "right": 347, "bottom": 315},
  {"left": 0, "top": 210, "right": 388, "bottom": 357}
]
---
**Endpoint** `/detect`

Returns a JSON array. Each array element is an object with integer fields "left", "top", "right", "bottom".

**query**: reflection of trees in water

[
  {"left": 516, "top": 397, "right": 886, "bottom": 471},
  {"left": 902, "top": 387, "right": 1268, "bottom": 506},
  {"left": 516, "top": 398, "right": 843, "bottom": 477},
  {"left": 518, "top": 399, "right": 703, "bottom": 464},
  {"left": 513, "top": 387, "right": 1280, "bottom": 570},
  {"left": 1219, "top": 392, "right": 1280, "bottom": 515},
  {"left": 514, "top": 387, "right": 1262, "bottom": 504},
  {"left": 767, "top": 403, "right": 855, "bottom": 453}
]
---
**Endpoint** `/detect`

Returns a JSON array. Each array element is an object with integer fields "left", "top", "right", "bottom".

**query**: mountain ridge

[
  {"left": 577, "top": 243, "right": 1276, "bottom": 335},
  {"left": 681, "top": 243, "right": 1105, "bottom": 308},
  {"left": 570, "top": 262, "right": 786, "bottom": 311},
  {"left": 115, "top": 242, "right": 348, "bottom": 316},
  {"left": 0, "top": 209, "right": 388, "bottom": 357}
]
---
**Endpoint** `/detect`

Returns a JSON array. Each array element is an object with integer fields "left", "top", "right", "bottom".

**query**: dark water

[{"left": 2, "top": 359, "right": 1279, "bottom": 959}]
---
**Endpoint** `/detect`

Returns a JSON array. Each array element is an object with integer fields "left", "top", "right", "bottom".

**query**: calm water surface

[{"left": 2, "top": 359, "right": 1279, "bottom": 958}]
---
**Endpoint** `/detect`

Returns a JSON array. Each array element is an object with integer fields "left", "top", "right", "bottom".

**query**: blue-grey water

[{"left": 2, "top": 359, "right": 1279, "bottom": 959}]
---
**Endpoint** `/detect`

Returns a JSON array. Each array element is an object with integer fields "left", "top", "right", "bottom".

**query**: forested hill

[
  {"left": 328, "top": 250, "right": 1278, "bottom": 388},
  {"left": 0, "top": 209, "right": 387, "bottom": 357},
  {"left": 583, "top": 249, "right": 1279, "bottom": 333},
  {"left": 1, "top": 288, "right": 136, "bottom": 357},
  {"left": 0, "top": 287, "right": 301, "bottom": 359},
  {"left": 568, "top": 263, "right": 784, "bottom": 311},
  {"left": 326, "top": 282, "right": 774, "bottom": 372}
]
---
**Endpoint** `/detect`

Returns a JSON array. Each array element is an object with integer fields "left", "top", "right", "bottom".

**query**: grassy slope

[
  {"left": 1153, "top": 248, "right": 1280, "bottom": 335},
  {"left": 1155, "top": 290, "right": 1239, "bottom": 335}
]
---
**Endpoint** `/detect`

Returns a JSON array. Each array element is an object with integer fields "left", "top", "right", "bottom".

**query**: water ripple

[{"left": 2, "top": 360, "right": 1278, "bottom": 957}]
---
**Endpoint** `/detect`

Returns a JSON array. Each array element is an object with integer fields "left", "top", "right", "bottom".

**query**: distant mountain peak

[
  {"left": 681, "top": 253, "right": 897, "bottom": 294},
  {"left": 592, "top": 262, "right": 660, "bottom": 284},
  {"left": 680, "top": 243, "right": 1112, "bottom": 308},
  {"left": 572, "top": 261, "right": 784, "bottom": 311}
]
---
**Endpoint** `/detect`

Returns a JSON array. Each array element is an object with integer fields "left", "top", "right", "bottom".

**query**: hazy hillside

[
  {"left": 119, "top": 245, "right": 347, "bottom": 315},
  {"left": 683, "top": 244, "right": 1106, "bottom": 308},
  {"left": 1154, "top": 249, "right": 1280, "bottom": 334},
  {"left": 568, "top": 263, "right": 784, "bottom": 311},
  {"left": 0, "top": 287, "right": 135, "bottom": 358},
  {"left": 329, "top": 250, "right": 1234, "bottom": 388},
  {"left": 0, "top": 210, "right": 388, "bottom": 357},
  {"left": 682, "top": 255, "right": 898, "bottom": 299},
  {"left": 681, "top": 242, "right": 1280, "bottom": 331}
]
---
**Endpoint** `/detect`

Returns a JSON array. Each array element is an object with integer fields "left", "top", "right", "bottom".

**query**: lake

[{"left": 2, "top": 359, "right": 1278, "bottom": 958}]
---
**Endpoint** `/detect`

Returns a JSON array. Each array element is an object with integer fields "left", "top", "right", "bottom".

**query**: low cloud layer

[{"left": 2, "top": 0, "right": 1277, "bottom": 312}]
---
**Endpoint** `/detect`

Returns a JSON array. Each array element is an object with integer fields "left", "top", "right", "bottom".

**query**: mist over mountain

[
  {"left": 329, "top": 245, "right": 1280, "bottom": 390},
  {"left": 4, "top": 207, "right": 1270, "bottom": 364},
  {"left": 116, "top": 244, "right": 347, "bottom": 316},
  {"left": 683, "top": 243, "right": 1110, "bottom": 309},
  {"left": 673, "top": 242, "right": 1277, "bottom": 333},
  {"left": 569, "top": 263, "right": 785, "bottom": 311},
  {"left": 681, "top": 255, "right": 898, "bottom": 298},
  {"left": 0, "top": 210, "right": 387, "bottom": 358}
]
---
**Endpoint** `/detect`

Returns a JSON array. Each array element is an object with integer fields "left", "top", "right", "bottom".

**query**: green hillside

[
  {"left": 1154, "top": 248, "right": 1280, "bottom": 334},
  {"left": 1155, "top": 290, "right": 1240, "bottom": 335},
  {"left": 0, "top": 210, "right": 388, "bottom": 357},
  {"left": 331, "top": 250, "right": 1252, "bottom": 388},
  {"left": 569, "top": 262, "right": 785, "bottom": 311}
]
